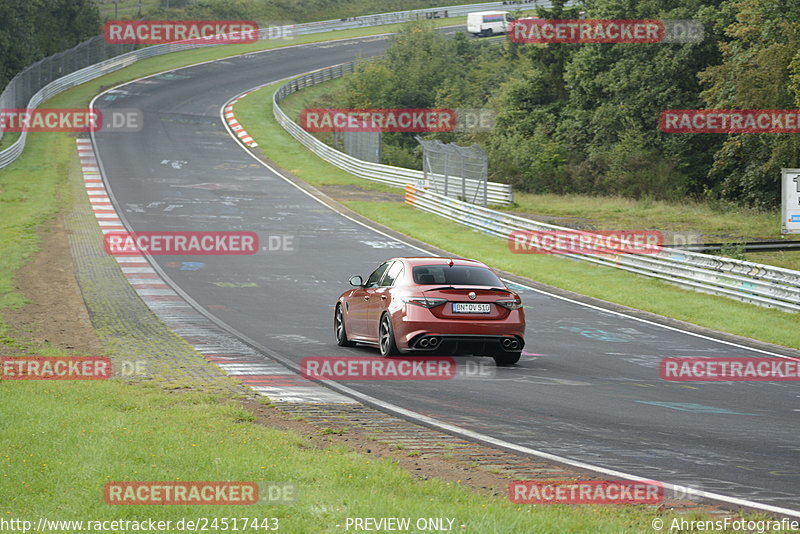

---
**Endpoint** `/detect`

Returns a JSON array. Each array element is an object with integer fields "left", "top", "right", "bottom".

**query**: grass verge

[
  {"left": 2, "top": 379, "right": 683, "bottom": 532},
  {"left": 234, "top": 80, "right": 800, "bottom": 351}
]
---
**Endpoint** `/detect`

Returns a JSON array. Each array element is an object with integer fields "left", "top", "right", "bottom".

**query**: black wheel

[
  {"left": 486, "top": 28, "right": 494, "bottom": 37},
  {"left": 334, "top": 304, "right": 356, "bottom": 347},
  {"left": 493, "top": 352, "right": 521, "bottom": 366},
  {"left": 379, "top": 314, "right": 399, "bottom": 357}
]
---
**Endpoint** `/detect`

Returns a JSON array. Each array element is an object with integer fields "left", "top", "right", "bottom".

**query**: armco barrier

[
  {"left": 0, "top": 0, "right": 545, "bottom": 169},
  {"left": 272, "top": 62, "right": 514, "bottom": 205},
  {"left": 405, "top": 185, "right": 800, "bottom": 312}
]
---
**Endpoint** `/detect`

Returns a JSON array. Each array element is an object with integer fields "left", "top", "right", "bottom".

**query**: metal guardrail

[
  {"left": 273, "top": 62, "right": 514, "bottom": 205},
  {"left": 666, "top": 240, "right": 800, "bottom": 253},
  {"left": 404, "top": 185, "right": 800, "bottom": 312},
  {"left": 0, "top": 0, "right": 542, "bottom": 169}
]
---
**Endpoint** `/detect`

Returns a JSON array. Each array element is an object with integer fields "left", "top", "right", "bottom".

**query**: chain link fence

[
  {"left": 417, "top": 137, "right": 489, "bottom": 206},
  {"left": 0, "top": 36, "right": 134, "bottom": 137},
  {"left": 329, "top": 110, "right": 383, "bottom": 163},
  {"left": 342, "top": 128, "right": 382, "bottom": 163},
  {"left": 274, "top": 62, "right": 514, "bottom": 204}
]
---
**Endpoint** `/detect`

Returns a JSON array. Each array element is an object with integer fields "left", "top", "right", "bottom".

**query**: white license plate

[{"left": 452, "top": 302, "right": 491, "bottom": 314}]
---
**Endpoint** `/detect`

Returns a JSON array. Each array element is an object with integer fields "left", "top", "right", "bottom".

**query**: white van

[{"left": 467, "top": 11, "right": 511, "bottom": 37}]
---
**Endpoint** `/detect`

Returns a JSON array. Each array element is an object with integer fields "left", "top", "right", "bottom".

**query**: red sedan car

[{"left": 334, "top": 257, "right": 526, "bottom": 365}]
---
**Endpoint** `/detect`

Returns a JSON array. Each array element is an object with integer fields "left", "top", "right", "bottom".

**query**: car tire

[
  {"left": 379, "top": 313, "right": 400, "bottom": 357},
  {"left": 492, "top": 352, "right": 520, "bottom": 366},
  {"left": 334, "top": 304, "right": 356, "bottom": 347}
]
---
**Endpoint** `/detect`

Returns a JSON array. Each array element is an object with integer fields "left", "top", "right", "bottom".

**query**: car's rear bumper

[
  {"left": 404, "top": 334, "right": 524, "bottom": 355},
  {"left": 394, "top": 311, "right": 525, "bottom": 354}
]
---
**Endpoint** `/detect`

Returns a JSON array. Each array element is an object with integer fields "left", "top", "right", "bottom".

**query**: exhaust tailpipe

[
  {"left": 429, "top": 337, "right": 439, "bottom": 347},
  {"left": 419, "top": 338, "right": 430, "bottom": 348},
  {"left": 502, "top": 338, "right": 512, "bottom": 348}
]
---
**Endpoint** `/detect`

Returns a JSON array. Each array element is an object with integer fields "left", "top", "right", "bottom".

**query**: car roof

[{"left": 390, "top": 257, "right": 488, "bottom": 268}]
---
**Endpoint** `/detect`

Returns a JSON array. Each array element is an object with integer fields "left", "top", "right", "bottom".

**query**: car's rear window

[{"left": 412, "top": 265, "right": 503, "bottom": 286}]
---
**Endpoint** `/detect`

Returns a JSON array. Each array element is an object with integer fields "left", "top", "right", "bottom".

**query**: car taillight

[
  {"left": 496, "top": 299, "right": 523, "bottom": 310},
  {"left": 404, "top": 297, "right": 447, "bottom": 308}
]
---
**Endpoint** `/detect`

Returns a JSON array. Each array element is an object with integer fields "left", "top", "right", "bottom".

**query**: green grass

[
  {"left": 2, "top": 379, "right": 686, "bottom": 533},
  {"left": 0, "top": 131, "right": 21, "bottom": 152},
  {"left": 0, "top": 133, "right": 71, "bottom": 314},
  {"left": 235, "top": 79, "right": 800, "bottom": 351},
  {"left": 503, "top": 192, "right": 782, "bottom": 239}
]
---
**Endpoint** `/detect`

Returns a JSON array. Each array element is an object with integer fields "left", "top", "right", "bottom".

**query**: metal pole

[
  {"left": 443, "top": 146, "right": 449, "bottom": 198},
  {"left": 460, "top": 148, "right": 466, "bottom": 202},
  {"left": 483, "top": 155, "right": 488, "bottom": 207}
]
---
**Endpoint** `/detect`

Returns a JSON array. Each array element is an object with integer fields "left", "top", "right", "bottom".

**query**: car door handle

[
  {"left": 380, "top": 295, "right": 387, "bottom": 300},
  {"left": 364, "top": 296, "right": 370, "bottom": 301}
]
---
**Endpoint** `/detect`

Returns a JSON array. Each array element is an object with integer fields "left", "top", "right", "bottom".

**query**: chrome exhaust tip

[
  {"left": 428, "top": 337, "right": 440, "bottom": 347},
  {"left": 419, "top": 338, "right": 430, "bottom": 348}
]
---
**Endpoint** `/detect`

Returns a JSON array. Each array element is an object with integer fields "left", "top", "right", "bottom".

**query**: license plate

[{"left": 452, "top": 302, "right": 491, "bottom": 314}]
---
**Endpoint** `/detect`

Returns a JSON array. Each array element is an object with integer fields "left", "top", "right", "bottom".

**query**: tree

[
  {"left": 699, "top": 0, "right": 800, "bottom": 207},
  {"left": 0, "top": 0, "right": 100, "bottom": 91}
]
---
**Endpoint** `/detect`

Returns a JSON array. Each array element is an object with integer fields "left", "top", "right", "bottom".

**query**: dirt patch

[
  {"left": 242, "top": 399, "right": 507, "bottom": 498},
  {"left": 2, "top": 214, "right": 103, "bottom": 355},
  {"left": 319, "top": 184, "right": 403, "bottom": 203}
]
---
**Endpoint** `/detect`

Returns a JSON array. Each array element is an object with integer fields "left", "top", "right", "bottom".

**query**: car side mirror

[{"left": 349, "top": 275, "right": 364, "bottom": 287}]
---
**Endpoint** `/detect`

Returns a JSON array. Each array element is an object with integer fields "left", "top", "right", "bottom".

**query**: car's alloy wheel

[
  {"left": 379, "top": 314, "right": 399, "bottom": 357},
  {"left": 334, "top": 304, "right": 356, "bottom": 347}
]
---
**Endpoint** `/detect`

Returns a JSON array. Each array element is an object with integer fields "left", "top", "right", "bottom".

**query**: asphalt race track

[{"left": 91, "top": 34, "right": 800, "bottom": 514}]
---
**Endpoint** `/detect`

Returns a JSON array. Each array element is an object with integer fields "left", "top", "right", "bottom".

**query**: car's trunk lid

[{"left": 421, "top": 286, "right": 514, "bottom": 320}]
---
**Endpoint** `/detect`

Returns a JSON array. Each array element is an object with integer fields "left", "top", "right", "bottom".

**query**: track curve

[{"left": 90, "top": 33, "right": 800, "bottom": 515}]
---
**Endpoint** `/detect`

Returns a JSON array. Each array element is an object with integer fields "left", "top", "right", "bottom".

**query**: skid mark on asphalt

[{"left": 635, "top": 401, "right": 760, "bottom": 416}]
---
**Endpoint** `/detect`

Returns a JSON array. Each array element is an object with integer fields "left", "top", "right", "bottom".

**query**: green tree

[
  {"left": 699, "top": 0, "right": 800, "bottom": 207},
  {"left": 0, "top": 0, "right": 100, "bottom": 90}
]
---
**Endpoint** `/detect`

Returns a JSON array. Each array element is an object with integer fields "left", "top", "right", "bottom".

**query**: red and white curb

[
  {"left": 77, "top": 138, "right": 353, "bottom": 404},
  {"left": 224, "top": 92, "right": 258, "bottom": 148}
]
